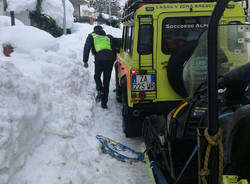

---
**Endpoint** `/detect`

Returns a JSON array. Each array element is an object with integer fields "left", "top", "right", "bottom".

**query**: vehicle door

[{"left": 156, "top": 12, "right": 210, "bottom": 100}]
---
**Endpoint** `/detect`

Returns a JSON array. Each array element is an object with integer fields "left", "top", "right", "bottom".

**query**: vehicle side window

[
  {"left": 121, "top": 27, "right": 126, "bottom": 50},
  {"left": 130, "top": 26, "right": 134, "bottom": 56},
  {"left": 138, "top": 24, "right": 153, "bottom": 55},
  {"left": 125, "top": 26, "right": 131, "bottom": 52},
  {"left": 124, "top": 26, "right": 134, "bottom": 55},
  {"left": 123, "top": 26, "right": 128, "bottom": 50}
]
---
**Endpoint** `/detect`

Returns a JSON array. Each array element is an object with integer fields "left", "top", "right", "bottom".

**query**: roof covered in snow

[{"left": 6, "top": 0, "right": 74, "bottom": 29}]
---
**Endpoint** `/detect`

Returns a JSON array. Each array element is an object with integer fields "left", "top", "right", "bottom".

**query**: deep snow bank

[
  {"left": 0, "top": 59, "right": 47, "bottom": 183},
  {"left": 0, "top": 19, "right": 61, "bottom": 183},
  {"left": 0, "top": 19, "right": 81, "bottom": 183},
  {"left": 0, "top": 21, "right": 97, "bottom": 183},
  {"left": 0, "top": 18, "right": 150, "bottom": 183},
  {"left": 0, "top": 25, "right": 58, "bottom": 55}
]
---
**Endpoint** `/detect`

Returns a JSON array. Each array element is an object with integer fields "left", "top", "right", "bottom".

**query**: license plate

[{"left": 132, "top": 75, "right": 156, "bottom": 91}]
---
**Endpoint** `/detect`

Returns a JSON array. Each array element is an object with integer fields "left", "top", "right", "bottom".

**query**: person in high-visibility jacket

[{"left": 83, "top": 25, "right": 115, "bottom": 109}]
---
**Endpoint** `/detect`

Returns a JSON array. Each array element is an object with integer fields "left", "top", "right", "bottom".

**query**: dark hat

[{"left": 94, "top": 25, "right": 103, "bottom": 32}]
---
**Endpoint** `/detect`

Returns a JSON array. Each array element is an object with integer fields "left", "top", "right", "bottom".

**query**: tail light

[
  {"left": 131, "top": 68, "right": 136, "bottom": 75},
  {"left": 138, "top": 3, "right": 147, "bottom": 8}
]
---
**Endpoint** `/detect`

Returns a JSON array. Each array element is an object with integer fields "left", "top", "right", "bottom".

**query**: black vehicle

[{"left": 141, "top": 0, "right": 250, "bottom": 183}]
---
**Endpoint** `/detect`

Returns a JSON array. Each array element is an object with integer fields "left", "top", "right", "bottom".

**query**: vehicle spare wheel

[{"left": 167, "top": 40, "right": 198, "bottom": 98}]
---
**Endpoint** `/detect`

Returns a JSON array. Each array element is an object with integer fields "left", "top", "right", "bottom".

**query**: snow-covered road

[{"left": 0, "top": 18, "right": 151, "bottom": 184}]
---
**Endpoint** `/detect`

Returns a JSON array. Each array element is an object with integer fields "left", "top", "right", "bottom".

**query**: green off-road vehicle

[{"left": 115, "top": 0, "right": 248, "bottom": 137}]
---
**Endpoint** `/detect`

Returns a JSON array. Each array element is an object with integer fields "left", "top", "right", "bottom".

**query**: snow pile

[
  {"left": 0, "top": 18, "right": 150, "bottom": 184},
  {"left": 7, "top": 0, "right": 36, "bottom": 13},
  {"left": 0, "top": 19, "right": 59, "bottom": 183},
  {"left": 0, "top": 23, "right": 58, "bottom": 54},
  {"left": 0, "top": 15, "right": 24, "bottom": 27},
  {"left": 0, "top": 60, "right": 47, "bottom": 183},
  {"left": 102, "top": 13, "right": 110, "bottom": 19},
  {"left": 42, "top": 0, "right": 74, "bottom": 29}
]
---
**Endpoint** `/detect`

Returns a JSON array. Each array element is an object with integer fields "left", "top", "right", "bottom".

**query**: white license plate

[{"left": 132, "top": 75, "right": 156, "bottom": 91}]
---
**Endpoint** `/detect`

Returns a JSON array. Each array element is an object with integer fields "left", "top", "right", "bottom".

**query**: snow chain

[{"left": 199, "top": 128, "right": 223, "bottom": 184}]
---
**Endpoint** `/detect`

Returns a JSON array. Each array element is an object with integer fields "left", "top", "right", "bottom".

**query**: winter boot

[
  {"left": 96, "top": 91, "right": 103, "bottom": 103},
  {"left": 101, "top": 102, "right": 108, "bottom": 109}
]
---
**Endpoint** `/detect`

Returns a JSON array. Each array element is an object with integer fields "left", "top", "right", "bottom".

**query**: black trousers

[{"left": 94, "top": 60, "right": 114, "bottom": 104}]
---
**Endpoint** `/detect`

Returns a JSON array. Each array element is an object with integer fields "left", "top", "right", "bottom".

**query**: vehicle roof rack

[{"left": 122, "top": 0, "right": 243, "bottom": 22}]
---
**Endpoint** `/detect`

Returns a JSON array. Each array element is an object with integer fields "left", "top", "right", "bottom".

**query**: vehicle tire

[
  {"left": 121, "top": 78, "right": 142, "bottom": 137},
  {"left": 223, "top": 105, "right": 250, "bottom": 179},
  {"left": 114, "top": 62, "right": 122, "bottom": 103}
]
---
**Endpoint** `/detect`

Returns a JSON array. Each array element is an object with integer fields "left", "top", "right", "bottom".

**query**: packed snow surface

[{"left": 0, "top": 17, "right": 150, "bottom": 183}]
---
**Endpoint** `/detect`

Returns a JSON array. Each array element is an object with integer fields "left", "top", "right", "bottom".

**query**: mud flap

[{"left": 122, "top": 104, "right": 142, "bottom": 137}]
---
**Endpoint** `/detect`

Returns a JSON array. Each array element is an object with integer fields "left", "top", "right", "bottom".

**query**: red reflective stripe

[
  {"left": 138, "top": 3, "right": 147, "bottom": 7},
  {"left": 130, "top": 100, "right": 138, "bottom": 103}
]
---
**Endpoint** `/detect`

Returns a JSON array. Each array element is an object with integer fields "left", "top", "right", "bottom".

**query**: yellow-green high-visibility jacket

[{"left": 91, "top": 33, "right": 112, "bottom": 52}]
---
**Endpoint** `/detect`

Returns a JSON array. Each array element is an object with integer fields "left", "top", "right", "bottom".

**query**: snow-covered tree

[{"left": 88, "top": 0, "right": 121, "bottom": 16}]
